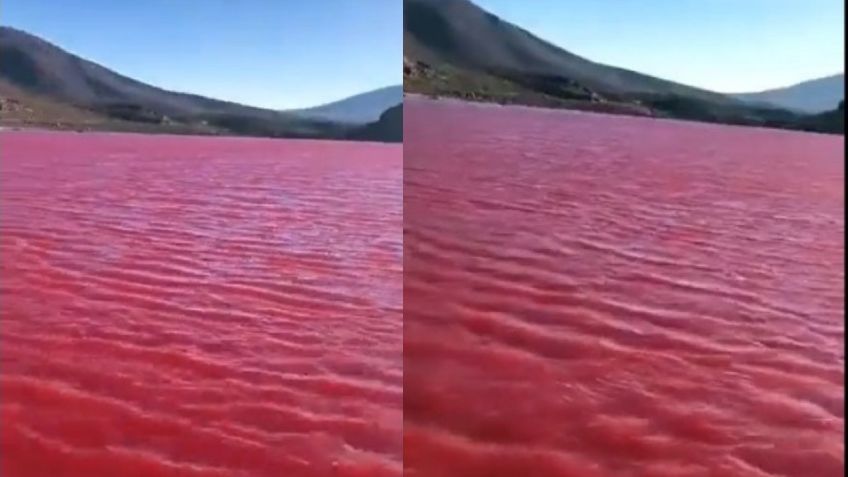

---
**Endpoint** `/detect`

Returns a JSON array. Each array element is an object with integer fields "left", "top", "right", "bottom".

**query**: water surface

[
  {"left": 404, "top": 98, "right": 844, "bottom": 477},
  {"left": 1, "top": 131, "right": 402, "bottom": 477}
]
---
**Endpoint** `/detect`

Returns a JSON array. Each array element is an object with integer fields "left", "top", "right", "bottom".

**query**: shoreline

[
  {"left": 0, "top": 122, "right": 402, "bottom": 144},
  {"left": 403, "top": 92, "right": 845, "bottom": 137}
]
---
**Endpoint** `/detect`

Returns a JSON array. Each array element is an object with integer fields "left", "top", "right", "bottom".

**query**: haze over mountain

[
  {"left": 0, "top": 27, "right": 401, "bottom": 141},
  {"left": 732, "top": 74, "right": 845, "bottom": 114},
  {"left": 289, "top": 85, "right": 402, "bottom": 124},
  {"left": 403, "top": 0, "right": 843, "bottom": 134}
]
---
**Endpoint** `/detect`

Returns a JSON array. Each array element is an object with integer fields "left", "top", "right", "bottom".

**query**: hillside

[
  {"left": 732, "top": 74, "right": 845, "bottom": 114},
  {"left": 0, "top": 78, "right": 112, "bottom": 128},
  {"left": 797, "top": 100, "right": 844, "bottom": 134},
  {"left": 289, "top": 85, "right": 402, "bottom": 124},
  {"left": 403, "top": 0, "right": 843, "bottom": 134},
  {"left": 0, "top": 27, "right": 401, "bottom": 141},
  {"left": 347, "top": 104, "right": 403, "bottom": 142},
  {"left": 404, "top": 0, "right": 732, "bottom": 103}
]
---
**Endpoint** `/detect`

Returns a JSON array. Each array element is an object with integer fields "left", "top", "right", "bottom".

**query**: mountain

[
  {"left": 0, "top": 27, "right": 396, "bottom": 140},
  {"left": 798, "top": 100, "right": 844, "bottom": 134},
  {"left": 404, "top": 0, "right": 732, "bottom": 102},
  {"left": 732, "top": 74, "right": 844, "bottom": 114},
  {"left": 403, "top": 0, "right": 841, "bottom": 134},
  {"left": 348, "top": 104, "right": 403, "bottom": 142},
  {"left": 289, "top": 85, "right": 402, "bottom": 124},
  {"left": 1, "top": 77, "right": 107, "bottom": 127}
]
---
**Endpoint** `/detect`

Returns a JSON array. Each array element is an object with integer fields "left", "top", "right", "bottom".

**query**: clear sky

[
  {"left": 475, "top": 0, "right": 845, "bottom": 93},
  {"left": 3, "top": 0, "right": 402, "bottom": 109}
]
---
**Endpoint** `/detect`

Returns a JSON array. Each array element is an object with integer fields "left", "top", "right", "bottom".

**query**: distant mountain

[
  {"left": 732, "top": 74, "right": 844, "bottom": 114},
  {"left": 290, "top": 85, "right": 402, "bottom": 124},
  {"left": 0, "top": 27, "right": 375, "bottom": 140},
  {"left": 348, "top": 104, "right": 402, "bottom": 142},
  {"left": 403, "top": 0, "right": 842, "bottom": 134}
]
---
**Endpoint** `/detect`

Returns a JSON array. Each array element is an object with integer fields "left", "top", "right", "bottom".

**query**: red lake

[
  {"left": 0, "top": 131, "right": 402, "bottom": 477},
  {"left": 403, "top": 98, "right": 845, "bottom": 477}
]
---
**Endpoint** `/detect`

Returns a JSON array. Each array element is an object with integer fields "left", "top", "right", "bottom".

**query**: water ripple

[
  {"left": 404, "top": 98, "right": 844, "bottom": 477},
  {"left": 1, "top": 131, "right": 402, "bottom": 477}
]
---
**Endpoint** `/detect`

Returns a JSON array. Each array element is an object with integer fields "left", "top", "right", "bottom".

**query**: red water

[
  {"left": 0, "top": 132, "right": 402, "bottom": 477},
  {"left": 403, "top": 98, "right": 845, "bottom": 477}
]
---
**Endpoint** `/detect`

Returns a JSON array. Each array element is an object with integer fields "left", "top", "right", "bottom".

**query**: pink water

[
  {"left": 1, "top": 131, "right": 402, "bottom": 477},
  {"left": 404, "top": 98, "right": 845, "bottom": 477}
]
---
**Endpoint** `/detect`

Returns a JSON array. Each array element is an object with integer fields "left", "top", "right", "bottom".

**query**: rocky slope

[{"left": 403, "top": 0, "right": 843, "bottom": 134}]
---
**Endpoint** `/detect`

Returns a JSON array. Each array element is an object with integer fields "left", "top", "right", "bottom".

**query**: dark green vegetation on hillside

[
  {"left": 0, "top": 27, "right": 401, "bottom": 142},
  {"left": 347, "top": 104, "right": 403, "bottom": 142},
  {"left": 403, "top": 0, "right": 844, "bottom": 134},
  {"left": 798, "top": 100, "right": 844, "bottom": 134}
]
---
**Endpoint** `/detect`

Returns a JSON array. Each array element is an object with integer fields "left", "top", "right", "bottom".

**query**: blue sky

[
  {"left": 3, "top": 1, "right": 842, "bottom": 104},
  {"left": 476, "top": 0, "right": 845, "bottom": 92},
  {"left": 3, "top": 0, "right": 401, "bottom": 109}
]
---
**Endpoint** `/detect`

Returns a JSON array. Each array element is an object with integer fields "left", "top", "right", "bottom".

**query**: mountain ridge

[
  {"left": 732, "top": 74, "right": 844, "bottom": 114},
  {"left": 289, "top": 85, "right": 402, "bottom": 124},
  {"left": 403, "top": 0, "right": 843, "bottom": 134},
  {"left": 404, "top": 0, "right": 734, "bottom": 103},
  {"left": 0, "top": 26, "right": 401, "bottom": 142}
]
